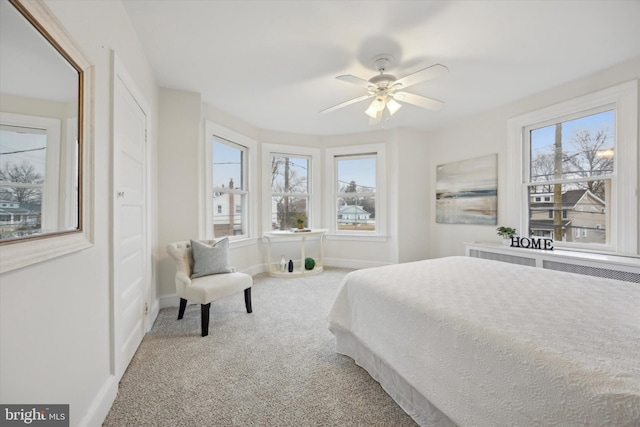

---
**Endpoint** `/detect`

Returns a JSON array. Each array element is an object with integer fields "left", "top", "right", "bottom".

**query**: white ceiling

[{"left": 122, "top": 0, "right": 640, "bottom": 136}]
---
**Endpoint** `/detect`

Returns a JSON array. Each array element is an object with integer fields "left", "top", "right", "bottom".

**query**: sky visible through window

[
  {"left": 212, "top": 138, "right": 243, "bottom": 189},
  {"left": 0, "top": 128, "right": 47, "bottom": 176},
  {"left": 530, "top": 110, "right": 614, "bottom": 165},
  {"left": 337, "top": 157, "right": 376, "bottom": 190}
]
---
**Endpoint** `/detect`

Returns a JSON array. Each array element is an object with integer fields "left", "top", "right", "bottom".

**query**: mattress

[{"left": 327, "top": 256, "right": 640, "bottom": 426}]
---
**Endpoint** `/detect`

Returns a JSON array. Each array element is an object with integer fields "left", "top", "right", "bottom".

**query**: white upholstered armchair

[{"left": 166, "top": 240, "right": 252, "bottom": 337}]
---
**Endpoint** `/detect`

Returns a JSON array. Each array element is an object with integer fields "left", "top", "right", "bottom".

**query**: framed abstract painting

[{"left": 436, "top": 154, "right": 497, "bottom": 225}]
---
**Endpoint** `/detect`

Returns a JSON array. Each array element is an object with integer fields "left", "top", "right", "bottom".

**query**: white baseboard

[
  {"left": 159, "top": 294, "right": 181, "bottom": 309},
  {"left": 146, "top": 299, "right": 160, "bottom": 332},
  {"left": 78, "top": 374, "right": 118, "bottom": 427}
]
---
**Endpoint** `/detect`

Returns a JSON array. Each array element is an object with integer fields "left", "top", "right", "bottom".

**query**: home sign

[{"left": 510, "top": 237, "right": 554, "bottom": 250}]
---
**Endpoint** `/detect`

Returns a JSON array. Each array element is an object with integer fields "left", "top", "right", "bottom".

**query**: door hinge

[{"left": 144, "top": 302, "right": 149, "bottom": 315}]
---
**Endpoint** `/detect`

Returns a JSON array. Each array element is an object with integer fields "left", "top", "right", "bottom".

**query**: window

[
  {"left": 269, "top": 154, "right": 310, "bottom": 230},
  {"left": 507, "top": 80, "right": 638, "bottom": 254},
  {"left": 325, "top": 143, "right": 387, "bottom": 237},
  {"left": 211, "top": 137, "right": 247, "bottom": 238},
  {"left": 335, "top": 155, "right": 377, "bottom": 231},
  {"left": 204, "top": 122, "right": 257, "bottom": 241},
  {"left": 0, "top": 116, "right": 62, "bottom": 238},
  {"left": 262, "top": 144, "right": 320, "bottom": 233},
  {"left": 527, "top": 109, "right": 613, "bottom": 246}
]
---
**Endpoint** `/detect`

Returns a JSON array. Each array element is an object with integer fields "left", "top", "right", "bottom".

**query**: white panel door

[{"left": 113, "top": 66, "right": 148, "bottom": 380}]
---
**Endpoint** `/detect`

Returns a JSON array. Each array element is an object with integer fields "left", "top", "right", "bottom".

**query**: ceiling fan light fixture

[
  {"left": 365, "top": 103, "right": 379, "bottom": 118},
  {"left": 373, "top": 96, "right": 386, "bottom": 111},
  {"left": 386, "top": 98, "right": 402, "bottom": 115}
]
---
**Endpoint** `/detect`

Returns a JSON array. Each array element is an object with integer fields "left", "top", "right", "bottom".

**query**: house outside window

[{"left": 507, "top": 81, "right": 638, "bottom": 254}]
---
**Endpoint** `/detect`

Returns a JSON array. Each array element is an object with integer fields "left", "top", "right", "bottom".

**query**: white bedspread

[{"left": 328, "top": 256, "right": 640, "bottom": 426}]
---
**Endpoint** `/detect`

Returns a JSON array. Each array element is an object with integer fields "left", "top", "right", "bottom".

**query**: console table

[{"left": 263, "top": 229, "right": 327, "bottom": 277}]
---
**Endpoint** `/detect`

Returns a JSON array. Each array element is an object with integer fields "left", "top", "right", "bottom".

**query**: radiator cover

[{"left": 466, "top": 243, "right": 640, "bottom": 284}]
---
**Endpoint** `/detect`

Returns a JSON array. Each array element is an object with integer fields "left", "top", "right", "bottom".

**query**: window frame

[
  {"left": 203, "top": 121, "right": 257, "bottom": 242},
  {"left": 325, "top": 143, "right": 387, "bottom": 239},
  {"left": 0, "top": 113, "right": 62, "bottom": 234},
  {"left": 261, "top": 143, "right": 321, "bottom": 233},
  {"left": 507, "top": 80, "right": 638, "bottom": 255}
]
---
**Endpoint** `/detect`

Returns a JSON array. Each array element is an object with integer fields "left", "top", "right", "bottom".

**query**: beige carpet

[{"left": 103, "top": 268, "right": 417, "bottom": 426}]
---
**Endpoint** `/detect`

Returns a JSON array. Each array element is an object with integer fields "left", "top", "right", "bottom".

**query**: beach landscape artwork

[{"left": 436, "top": 154, "right": 497, "bottom": 225}]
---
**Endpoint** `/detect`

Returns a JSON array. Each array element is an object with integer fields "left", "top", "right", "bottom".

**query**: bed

[{"left": 327, "top": 256, "right": 640, "bottom": 426}]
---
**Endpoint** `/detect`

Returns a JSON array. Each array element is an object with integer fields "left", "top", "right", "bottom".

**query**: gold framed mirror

[{"left": 0, "top": 0, "right": 94, "bottom": 272}]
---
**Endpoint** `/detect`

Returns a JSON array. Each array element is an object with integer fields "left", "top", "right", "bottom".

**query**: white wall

[
  {"left": 156, "top": 88, "right": 201, "bottom": 300},
  {"left": 427, "top": 57, "right": 640, "bottom": 258},
  {"left": 396, "top": 128, "right": 431, "bottom": 262},
  {"left": 0, "top": 1, "right": 159, "bottom": 426}
]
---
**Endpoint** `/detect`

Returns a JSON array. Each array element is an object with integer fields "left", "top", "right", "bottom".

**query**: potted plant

[
  {"left": 290, "top": 213, "right": 307, "bottom": 230},
  {"left": 304, "top": 257, "right": 315, "bottom": 271},
  {"left": 496, "top": 226, "right": 516, "bottom": 245}
]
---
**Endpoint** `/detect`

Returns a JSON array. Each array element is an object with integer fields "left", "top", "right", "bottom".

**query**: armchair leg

[
  {"left": 244, "top": 288, "right": 252, "bottom": 313},
  {"left": 178, "top": 298, "right": 187, "bottom": 320},
  {"left": 201, "top": 303, "right": 211, "bottom": 337}
]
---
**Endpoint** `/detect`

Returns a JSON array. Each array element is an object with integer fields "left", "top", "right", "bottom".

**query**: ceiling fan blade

[
  {"left": 394, "top": 92, "right": 445, "bottom": 110},
  {"left": 394, "top": 64, "right": 448, "bottom": 90},
  {"left": 336, "top": 75, "right": 376, "bottom": 90},
  {"left": 320, "top": 94, "right": 373, "bottom": 114}
]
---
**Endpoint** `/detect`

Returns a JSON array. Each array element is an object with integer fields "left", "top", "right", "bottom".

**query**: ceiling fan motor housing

[
  {"left": 368, "top": 54, "right": 397, "bottom": 88},
  {"left": 368, "top": 73, "right": 397, "bottom": 88}
]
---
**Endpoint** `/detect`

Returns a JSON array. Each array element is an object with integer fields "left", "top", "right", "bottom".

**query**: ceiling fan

[{"left": 320, "top": 54, "right": 448, "bottom": 125}]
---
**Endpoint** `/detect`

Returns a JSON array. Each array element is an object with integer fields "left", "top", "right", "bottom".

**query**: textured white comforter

[{"left": 328, "top": 256, "right": 640, "bottom": 426}]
